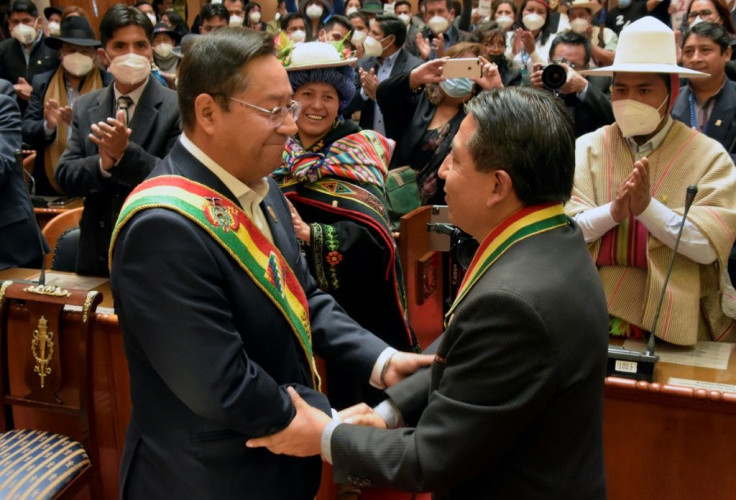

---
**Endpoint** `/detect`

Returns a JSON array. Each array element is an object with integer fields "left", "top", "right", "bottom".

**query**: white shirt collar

[
  {"left": 113, "top": 77, "right": 148, "bottom": 108},
  {"left": 626, "top": 116, "right": 675, "bottom": 159},
  {"left": 179, "top": 132, "right": 269, "bottom": 206}
]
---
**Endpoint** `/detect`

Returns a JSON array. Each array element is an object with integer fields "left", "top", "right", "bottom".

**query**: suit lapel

[
  {"left": 128, "top": 78, "right": 161, "bottom": 146},
  {"left": 671, "top": 88, "right": 691, "bottom": 126},
  {"left": 706, "top": 82, "right": 736, "bottom": 148}
]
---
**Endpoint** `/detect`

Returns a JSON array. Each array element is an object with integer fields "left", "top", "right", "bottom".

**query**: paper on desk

[
  {"left": 667, "top": 377, "right": 736, "bottom": 394},
  {"left": 29, "top": 272, "right": 108, "bottom": 291},
  {"left": 623, "top": 339, "right": 733, "bottom": 370}
]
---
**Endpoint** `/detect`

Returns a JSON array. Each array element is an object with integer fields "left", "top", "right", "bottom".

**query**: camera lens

[{"left": 542, "top": 63, "right": 567, "bottom": 90}]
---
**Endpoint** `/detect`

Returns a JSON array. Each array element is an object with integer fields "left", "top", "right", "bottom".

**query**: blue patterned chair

[{"left": 0, "top": 281, "right": 103, "bottom": 499}]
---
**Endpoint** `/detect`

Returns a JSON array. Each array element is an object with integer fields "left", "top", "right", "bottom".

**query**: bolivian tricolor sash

[
  {"left": 445, "top": 203, "right": 569, "bottom": 327},
  {"left": 110, "top": 175, "right": 320, "bottom": 390}
]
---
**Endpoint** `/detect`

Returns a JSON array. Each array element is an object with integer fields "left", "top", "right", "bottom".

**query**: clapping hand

[{"left": 89, "top": 109, "right": 131, "bottom": 170}]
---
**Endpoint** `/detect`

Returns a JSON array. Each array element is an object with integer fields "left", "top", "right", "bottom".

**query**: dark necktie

[{"left": 117, "top": 95, "right": 133, "bottom": 125}]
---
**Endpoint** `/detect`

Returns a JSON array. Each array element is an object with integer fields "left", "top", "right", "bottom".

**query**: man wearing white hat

[
  {"left": 566, "top": 0, "right": 618, "bottom": 68},
  {"left": 567, "top": 16, "right": 736, "bottom": 346}
]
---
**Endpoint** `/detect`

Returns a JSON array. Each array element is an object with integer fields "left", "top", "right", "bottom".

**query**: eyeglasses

[
  {"left": 228, "top": 97, "right": 302, "bottom": 127},
  {"left": 687, "top": 9, "right": 714, "bottom": 19},
  {"left": 552, "top": 58, "right": 581, "bottom": 70}
]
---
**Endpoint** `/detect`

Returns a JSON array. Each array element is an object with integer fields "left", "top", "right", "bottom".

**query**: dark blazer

[
  {"left": 54, "top": 77, "right": 180, "bottom": 276},
  {"left": 330, "top": 220, "right": 609, "bottom": 499},
  {"left": 22, "top": 68, "right": 114, "bottom": 195},
  {"left": 344, "top": 49, "right": 423, "bottom": 132},
  {"left": 0, "top": 81, "right": 47, "bottom": 269},
  {"left": 110, "top": 139, "right": 388, "bottom": 499},
  {"left": 672, "top": 80, "right": 736, "bottom": 163},
  {"left": 0, "top": 35, "right": 59, "bottom": 112},
  {"left": 565, "top": 81, "right": 615, "bottom": 138}
]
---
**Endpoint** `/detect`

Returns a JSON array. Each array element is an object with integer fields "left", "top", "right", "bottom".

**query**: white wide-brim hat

[
  {"left": 285, "top": 42, "right": 357, "bottom": 71},
  {"left": 567, "top": 0, "right": 602, "bottom": 15},
  {"left": 581, "top": 16, "right": 709, "bottom": 78}
]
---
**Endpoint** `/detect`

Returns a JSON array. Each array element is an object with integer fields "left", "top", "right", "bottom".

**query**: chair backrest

[
  {"left": 41, "top": 208, "right": 83, "bottom": 271},
  {"left": 51, "top": 227, "right": 81, "bottom": 272},
  {"left": 398, "top": 206, "right": 445, "bottom": 349},
  {"left": 0, "top": 281, "right": 103, "bottom": 495}
]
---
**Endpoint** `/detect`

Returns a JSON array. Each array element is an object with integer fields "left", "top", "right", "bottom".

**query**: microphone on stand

[
  {"left": 15, "top": 150, "right": 47, "bottom": 286},
  {"left": 606, "top": 185, "right": 698, "bottom": 382}
]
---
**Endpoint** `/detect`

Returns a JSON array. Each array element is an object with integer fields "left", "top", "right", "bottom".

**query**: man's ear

[
  {"left": 195, "top": 93, "right": 220, "bottom": 136},
  {"left": 486, "top": 169, "right": 513, "bottom": 208}
]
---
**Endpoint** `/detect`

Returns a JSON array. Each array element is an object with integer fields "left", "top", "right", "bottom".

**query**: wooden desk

[
  {"left": 3, "top": 269, "right": 736, "bottom": 499},
  {"left": 34, "top": 198, "right": 84, "bottom": 229}
]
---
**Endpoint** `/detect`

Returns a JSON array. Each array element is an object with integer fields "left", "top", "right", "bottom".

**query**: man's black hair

[
  {"left": 100, "top": 3, "right": 154, "bottom": 47},
  {"left": 465, "top": 87, "right": 575, "bottom": 205}
]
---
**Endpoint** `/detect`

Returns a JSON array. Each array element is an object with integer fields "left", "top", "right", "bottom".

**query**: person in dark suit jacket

[
  {"left": 408, "top": 0, "right": 471, "bottom": 60},
  {"left": 0, "top": 80, "right": 47, "bottom": 269},
  {"left": 344, "top": 14, "right": 423, "bottom": 134},
  {"left": 0, "top": 0, "right": 60, "bottom": 113},
  {"left": 110, "top": 28, "right": 432, "bottom": 499},
  {"left": 530, "top": 31, "right": 614, "bottom": 138},
  {"left": 22, "top": 16, "right": 113, "bottom": 196},
  {"left": 673, "top": 21, "right": 736, "bottom": 285},
  {"left": 54, "top": 5, "right": 180, "bottom": 276},
  {"left": 673, "top": 22, "right": 736, "bottom": 162},
  {"left": 248, "top": 87, "right": 609, "bottom": 500}
]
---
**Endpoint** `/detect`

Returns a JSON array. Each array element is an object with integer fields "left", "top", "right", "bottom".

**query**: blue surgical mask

[
  {"left": 440, "top": 77, "right": 474, "bottom": 98},
  {"left": 618, "top": 0, "right": 632, "bottom": 8}
]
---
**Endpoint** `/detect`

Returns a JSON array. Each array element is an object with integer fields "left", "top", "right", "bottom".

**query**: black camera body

[{"left": 541, "top": 63, "right": 567, "bottom": 91}]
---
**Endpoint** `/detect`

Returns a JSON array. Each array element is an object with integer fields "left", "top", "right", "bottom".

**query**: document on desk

[
  {"left": 622, "top": 339, "right": 733, "bottom": 370},
  {"left": 29, "top": 272, "right": 108, "bottom": 291}
]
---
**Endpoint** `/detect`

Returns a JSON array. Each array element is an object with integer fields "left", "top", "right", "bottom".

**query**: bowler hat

[{"left": 45, "top": 16, "right": 100, "bottom": 49}]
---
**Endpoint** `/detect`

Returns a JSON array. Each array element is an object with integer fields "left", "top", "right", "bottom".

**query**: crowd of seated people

[{"left": 2, "top": 0, "right": 736, "bottom": 348}]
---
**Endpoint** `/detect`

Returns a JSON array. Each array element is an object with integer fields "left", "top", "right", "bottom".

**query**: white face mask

[
  {"left": 275, "top": 12, "right": 282, "bottom": 21},
  {"left": 363, "top": 36, "right": 384, "bottom": 57},
  {"left": 146, "top": 13, "right": 157, "bottom": 25},
  {"left": 12, "top": 22, "right": 37, "bottom": 45},
  {"left": 570, "top": 17, "right": 589, "bottom": 33},
  {"left": 108, "top": 52, "right": 151, "bottom": 86},
  {"left": 522, "top": 12, "right": 545, "bottom": 31},
  {"left": 290, "top": 29, "right": 307, "bottom": 42},
  {"left": 346, "top": 6, "right": 359, "bottom": 15},
  {"left": 229, "top": 15, "right": 244, "bottom": 26},
  {"left": 154, "top": 42, "right": 174, "bottom": 57},
  {"left": 62, "top": 52, "right": 95, "bottom": 77},
  {"left": 495, "top": 15, "right": 513, "bottom": 29},
  {"left": 397, "top": 13, "right": 412, "bottom": 25},
  {"left": 427, "top": 15, "right": 449, "bottom": 34},
  {"left": 47, "top": 21, "right": 61, "bottom": 36},
  {"left": 351, "top": 29, "right": 367, "bottom": 45},
  {"left": 612, "top": 96, "right": 668, "bottom": 138},
  {"left": 306, "top": 4, "right": 324, "bottom": 19},
  {"left": 249, "top": 11, "right": 262, "bottom": 23}
]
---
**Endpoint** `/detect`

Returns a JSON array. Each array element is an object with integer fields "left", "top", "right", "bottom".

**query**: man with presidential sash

[
  {"left": 108, "top": 28, "right": 432, "bottom": 499},
  {"left": 248, "top": 87, "right": 610, "bottom": 499}
]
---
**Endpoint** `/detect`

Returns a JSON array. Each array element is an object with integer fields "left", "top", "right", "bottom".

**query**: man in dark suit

[
  {"left": 531, "top": 30, "right": 614, "bottom": 138},
  {"left": 0, "top": 0, "right": 59, "bottom": 113},
  {"left": 248, "top": 87, "right": 610, "bottom": 499},
  {"left": 344, "top": 14, "right": 423, "bottom": 135},
  {"left": 0, "top": 80, "right": 46, "bottom": 269},
  {"left": 673, "top": 22, "right": 736, "bottom": 162},
  {"left": 22, "top": 16, "right": 113, "bottom": 196},
  {"left": 673, "top": 21, "right": 736, "bottom": 285},
  {"left": 54, "top": 5, "right": 180, "bottom": 276},
  {"left": 109, "top": 28, "right": 432, "bottom": 499},
  {"left": 407, "top": 0, "right": 471, "bottom": 60}
]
